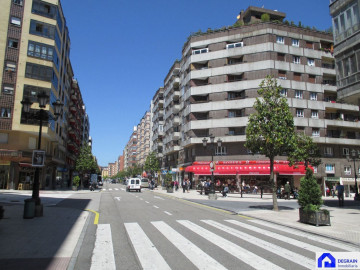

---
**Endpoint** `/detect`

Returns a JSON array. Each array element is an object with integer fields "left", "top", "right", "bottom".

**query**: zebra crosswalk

[{"left": 120, "top": 218, "right": 356, "bottom": 270}]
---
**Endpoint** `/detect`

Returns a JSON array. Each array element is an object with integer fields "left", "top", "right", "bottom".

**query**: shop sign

[{"left": 324, "top": 177, "right": 340, "bottom": 182}]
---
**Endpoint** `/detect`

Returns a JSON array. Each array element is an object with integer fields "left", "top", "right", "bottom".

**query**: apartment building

[
  {"left": 136, "top": 111, "right": 151, "bottom": 166},
  {"left": 163, "top": 61, "right": 181, "bottom": 170},
  {"left": 0, "top": 0, "right": 87, "bottom": 190},
  {"left": 124, "top": 126, "right": 137, "bottom": 169},
  {"left": 330, "top": 0, "right": 360, "bottom": 193},
  {"left": 152, "top": 6, "right": 360, "bottom": 192},
  {"left": 151, "top": 87, "right": 164, "bottom": 160}
]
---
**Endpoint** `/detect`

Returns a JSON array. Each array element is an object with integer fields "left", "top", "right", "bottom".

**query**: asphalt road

[{"left": 73, "top": 183, "right": 356, "bottom": 270}]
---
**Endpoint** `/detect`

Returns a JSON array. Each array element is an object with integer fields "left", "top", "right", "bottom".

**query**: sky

[{"left": 60, "top": 0, "right": 333, "bottom": 166}]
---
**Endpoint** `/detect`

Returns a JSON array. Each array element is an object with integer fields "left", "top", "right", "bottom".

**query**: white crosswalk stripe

[
  {"left": 249, "top": 219, "right": 355, "bottom": 251},
  {"left": 177, "top": 220, "right": 284, "bottom": 270},
  {"left": 152, "top": 221, "right": 227, "bottom": 270},
  {"left": 124, "top": 222, "right": 171, "bottom": 270},
  {"left": 121, "top": 219, "right": 351, "bottom": 270},
  {"left": 202, "top": 220, "right": 314, "bottom": 269}
]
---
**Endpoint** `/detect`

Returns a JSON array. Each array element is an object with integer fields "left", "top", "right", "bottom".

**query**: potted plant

[
  {"left": 298, "top": 168, "right": 330, "bottom": 226},
  {"left": 72, "top": 176, "right": 80, "bottom": 191},
  {"left": 164, "top": 172, "right": 174, "bottom": 193}
]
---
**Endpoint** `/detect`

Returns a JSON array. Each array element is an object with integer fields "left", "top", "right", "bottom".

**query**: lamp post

[
  {"left": 202, "top": 134, "right": 222, "bottom": 196},
  {"left": 347, "top": 149, "right": 359, "bottom": 200},
  {"left": 21, "top": 92, "right": 63, "bottom": 217}
]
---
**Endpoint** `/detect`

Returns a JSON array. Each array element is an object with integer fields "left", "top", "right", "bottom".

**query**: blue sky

[{"left": 61, "top": 0, "right": 332, "bottom": 166}]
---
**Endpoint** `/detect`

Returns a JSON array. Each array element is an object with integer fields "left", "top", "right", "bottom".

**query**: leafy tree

[
  {"left": 298, "top": 168, "right": 323, "bottom": 211},
  {"left": 245, "top": 76, "right": 296, "bottom": 211},
  {"left": 75, "top": 145, "right": 98, "bottom": 186},
  {"left": 144, "top": 151, "right": 160, "bottom": 178},
  {"left": 72, "top": 176, "right": 80, "bottom": 187},
  {"left": 261, "top": 13, "right": 270, "bottom": 22},
  {"left": 288, "top": 133, "right": 321, "bottom": 168}
]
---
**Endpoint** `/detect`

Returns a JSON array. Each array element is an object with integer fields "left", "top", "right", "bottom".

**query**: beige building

[
  {"left": 136, "top": 111, "right": 151, "bottom": 166},
  {"left": 151, "top": 87, "right": 164, "bottom": 161}
]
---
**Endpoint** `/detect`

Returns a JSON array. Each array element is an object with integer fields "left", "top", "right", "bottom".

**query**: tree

[
  {"left": 288, "top": 133, "right": 321, "bottom": 168},
  {"left": 75, "top": 145, "right": 98, "bottom": 186},
  {"left": 245, "top": 76, "right": 296, "bottom": 211},
  {"left": 298, "top": 168, "right": 323, "bottom": 211},
  {"left": 144, "top": 151, "right": 160, "bottom": 178},
  {"left": 261, "top": 13, "right": 270, "bottom": 22}
]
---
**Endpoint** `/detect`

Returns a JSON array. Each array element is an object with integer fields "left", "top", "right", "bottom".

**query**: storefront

[{"left": 185, "top": 160, "right": 309, "bottom": 192}]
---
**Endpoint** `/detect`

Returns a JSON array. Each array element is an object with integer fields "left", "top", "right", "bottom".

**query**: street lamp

[
  {"left": 347, "top": 149, "right": 359, "bottom": 200},
  {"left": 202, "top": 134, "right": 222, "bottom": 196},
  {"left": 21, "top": 92, "right": 63, "bottom": 217}
]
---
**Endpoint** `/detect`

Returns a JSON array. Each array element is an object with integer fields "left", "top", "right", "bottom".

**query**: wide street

[{"left": 0, "top": 182, "right": 359, "bottom": 270}]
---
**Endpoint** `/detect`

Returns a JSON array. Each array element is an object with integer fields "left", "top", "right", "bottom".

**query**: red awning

[{"left": 185, "top": 161, "right": 310, "bottom": 176}]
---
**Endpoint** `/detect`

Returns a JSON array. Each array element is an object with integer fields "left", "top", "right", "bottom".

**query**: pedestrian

[
  {"left": 174, "top": 180, "right": 178, "bottom": 191},
  {"left": 182, "top": 179, "right": 187, "bottom": 193},
  {"left": 253, "top": 185, "right": 258, "bottom": 194},
  {"left": 186, "top": 179, "right": 190, "bottom": 193},
  {"left": 222, "top": 184, "right": 229, "bottom": 197},
  {"left": 336, "top": 182, "right": 344, "bottom": 207},
  {"left": 332, "top": 185, "right": 336, "bottom": 198},
  {"left": 284, "top": 181, "right": 291, "bottom": 200},
  {"left": 200, "top": 180, "right": 205, "bottom": 195},
  {"left": 150, "top": 179, "right": 155, "bottom": 190}
]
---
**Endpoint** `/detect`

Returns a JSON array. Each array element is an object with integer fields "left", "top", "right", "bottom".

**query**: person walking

[
  {"left": 284, "top": 181, "right": 291, "bottom": 200},
  {"left": 186, "top": 179, "right": 190, "bottom": 193},
  {"left": 182, "top": 179, "right": 187, "bottom": 193},
  {"left": 222, "top": 184, "right": 229, "bottom": 197},
  {"left": 336, "top": 182, "right": 345, "bottom": 207}
]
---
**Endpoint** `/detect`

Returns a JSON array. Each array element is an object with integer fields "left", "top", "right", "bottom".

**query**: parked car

[
  {"left": 126, "top": 178, "right": 141, "bottom": 192},
  {"left": 141, "top": 178, "right": 149, "bottom": 188}
]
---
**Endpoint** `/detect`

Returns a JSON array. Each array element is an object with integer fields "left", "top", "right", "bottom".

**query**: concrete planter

[
  {"left": 166, "top": 187, "right": 174, "bottom": 193},
  {"left": 299, "top": 208, "right": 331, "bottom": 226}
]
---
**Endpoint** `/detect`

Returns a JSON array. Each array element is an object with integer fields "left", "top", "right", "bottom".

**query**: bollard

[{"left": 23, "top": 198, "right": 35, "bottom": 219}]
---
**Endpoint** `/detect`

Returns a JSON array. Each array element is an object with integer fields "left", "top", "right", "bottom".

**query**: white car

[{"left": 126, "top": 178, "right": 141, "bottom": 192}]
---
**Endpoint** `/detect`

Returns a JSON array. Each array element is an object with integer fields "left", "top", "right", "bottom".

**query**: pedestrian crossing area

[{"left": 118, "top": 218, "right": 356, "bottom": 270}]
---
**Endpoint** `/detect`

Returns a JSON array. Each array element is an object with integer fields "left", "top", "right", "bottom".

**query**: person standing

[
  {"left": 186, "top": 179, "right": 190, "bottom": 193},
  {"left": 182, "top": 179, "right": 187, "bottom": 193},
  {"left": 336, "top": 182, "right": 345, "bottom": 207},
  {"left": 284, "top": 181, "right": 291, "bottom": 200}
]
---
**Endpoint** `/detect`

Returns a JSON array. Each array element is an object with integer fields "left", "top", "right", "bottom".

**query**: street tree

[
  {"left": 288, "top": 133, "right": 322, "bottom": 168},
  {"left": 144, "top": 151, "right": 160, "bottom": 179},
  {"left": 245, "top": 76, "right": 296, "bottom": 211},
  {"left": 75, "top": 145, "right": 98, "bottom": 186}
]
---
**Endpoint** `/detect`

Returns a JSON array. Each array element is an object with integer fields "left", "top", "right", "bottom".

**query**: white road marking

[
  {"left": 90, "top": 224, "right": 116, "bottom": 270},
  {"left": 139, "top": 198, "right": 143, "bottom": 200},
  {"left": 145, "top": 201, "right": 150, "bottom": 204},
  {"left": 178, "top": 220, "right": 284, "bottom": 270},
  {"left": 154, "top": 196, "right": 165, "bottom": 200},
  {"left": 124, "top": 223, "right": 171, "bottom": 270},
  {"left": 164, "top": 211, "right": 172, "bottom": 216},
  {"left": 120, "top": 188, "right": 125, "bottom": 191},
  {"left": 114, "top": 188, "right": 119, "bottom": 190},
  {"left": 249, "top": 219, "right": 356, "bottom": 251},
  {"left": 153, "top": 205, "right": 159, "bottom": 209},
  {"left": 152, "top": 221, "right": 227, "bottom": 270},
  {"left": 225, "top": 219, "right": 329, "bottom": 253},
  {"left": 114, "top": 197, "right": 121, "bottom": 201},
  {"left": 203, "top": 220, "right": 314, "bottom": 269},
  {"left": 108, "top": 188, "right": 113, "bottom": 191}
]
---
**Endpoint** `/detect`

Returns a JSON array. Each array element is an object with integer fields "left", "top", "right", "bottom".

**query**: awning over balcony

[{"left": 185, "top": 160, "right": 309, "bottom": 175}]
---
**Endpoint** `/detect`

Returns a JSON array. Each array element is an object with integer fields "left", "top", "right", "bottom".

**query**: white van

[{"left": 126, "top": 178, "right": 141, "bottom": 192}]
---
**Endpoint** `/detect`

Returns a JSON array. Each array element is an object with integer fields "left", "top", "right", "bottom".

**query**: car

[
  {"left": 141, "top": 178, "right": 149, "bottom": 188},
  {"left": 126, "top": 178, "right": 141, "bottom": 192},
  {"left": 111, "top": 179, "right": 117, "bottom": 184},
  {"left": 97, "top": 181, "right": 103, "bottom": 186}
]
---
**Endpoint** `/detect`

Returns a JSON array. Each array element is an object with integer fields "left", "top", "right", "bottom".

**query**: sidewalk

[{"left": 151, "top": 187, "right": 360, "bottom": 248}]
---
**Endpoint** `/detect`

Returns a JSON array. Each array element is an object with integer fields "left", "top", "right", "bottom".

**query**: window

[
  {"left": 293, "top": 73, "right": 301, "bottom": 81},
  {"left": 32, "top": 0, "right": 57, "bottom": 19},
  {"left": 276, "top": 36, "right": 284, "bottom": 44},
  {"left": 278, "top": 70, "right": 286, "bottom": 80},
  {"left": 27, "top": 41, "right": 55, "bottom": 61},
  {"left": 343, "top": 148, "right": 349, "bottom": 156},
  {"left": 325, "top": 164, "right": 335, "bottom": 173},
  {"left": 293, "top": 56, "right": 300, "bottom": 64},
  {"left": 308, "top": 75, "right": 316, "bottom": 83},
  {"left": 0, "top": 133, "right": 8, "bottom": 144},
  {"left": 215, "top": 146, "right": 227, "bottom": 156},
  {"left": 311, "top": 110, "right": 319, "bottom": 119},
  {"left": 306, "top": 41, "right": 313, "bottom": 49},
  {"left": 307, "top": 58, "right": 315, "bottom": 66},
  {"left": 192, "top": 48, "right": 208, "bottom": 55},
  {"left": 324, "top": 147, "right": 333, "bottom": 157},
  {"left": 5, "top": 62, "right": 16, "bottom": 72},
  {"left": 277, "top": 53, "right": 285, "bottom": 61},
  {"left": 280, "top": 89, "right": 287, "bottom": 97},
  {"left": 1, "top": 108, "right": 11, "bottom": 118},
  {"left": 13, "top": 0, "right": 23, "bottom": 5},
  {"left": 344, "top": 166, "right": 351, "bottom": 175},
  {"left": 29, "top": 20, "right": 55, "bottom": 39},
  {"left": 25, "top": 62, "right": 53, "bottom": 82},
  {"left": 10, "top": 17, "right": 21, "bottom": 26},
  {"left": 292, "top": 39, "right": 299, "bottom": 47},
  {"left": 228, "top": 110, "right": 244, "bottom": 118},
  {"left": 296, "top": 109, "right": 304, "bottom": 117},
  {"left": 226, "top": 42, "right": 243, "bottom": 49},
  {"left": 228, "top": 91, "right": 245, "bottom": 100},
  {"left": 8, "top": 39, "right": 19, "bottom": 49},
  {"left": 313, "top": 166, "right": 318, "bottom": 173},
  {"left": 295, "top": 90, "right": 303, "bottom": 99},
  {"left": 2, "top": 85, "right": 14, "bottom": 95},
  {"left": 312, "top": 128, "right": 320, "bottom": 137}
]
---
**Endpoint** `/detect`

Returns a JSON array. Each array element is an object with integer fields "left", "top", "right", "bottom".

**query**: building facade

[
  {"left": 0, "top": 0, "right": 87, "bottom": 190},
  {"left": 136, "top": 111, "right": 151, "bottom": 166}
]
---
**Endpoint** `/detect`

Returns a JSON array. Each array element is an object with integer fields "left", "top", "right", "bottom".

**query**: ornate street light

[
  {"left": 202, "top": 134, "right": 222, "bottom": 196},
  {"left": 21, "top": 92, "right": 63, "bottom": 217}
]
